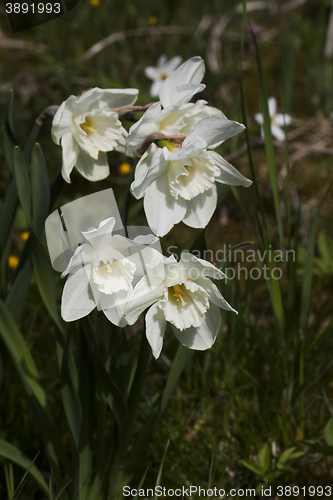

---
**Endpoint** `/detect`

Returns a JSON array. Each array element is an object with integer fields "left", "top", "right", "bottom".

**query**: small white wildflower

[
  {"left": 144, "top": 54, "right": 182, "bottom": 97},
  {"left": 254, "top": 97, "right": 291, "bottom": 141}
]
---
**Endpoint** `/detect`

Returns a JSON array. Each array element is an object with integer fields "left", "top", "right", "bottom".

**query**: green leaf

[
  {"left": 121, "top": 160, "right": 136, "bottom": 229},
  {"left": 122, "top": 331, "right": 151, "bottom": 453},
  {"left": 242, "top": 459, "right": 263, "bottom": 475},
  {"left": 318, "top": 232, "right": 333, "bottom": 262},
  {"left": 3, "top": 90, "right": 16, "bottom": 174},
  {"left": 61, "top": 338, "right": 82, "bottom": 449},
  {"left": 258, "top": 443, "right": 271, "bottom": 473},
  {"left": 263, "top": 470, "right": 283, "bottom": 482},
  {"left": 31, "top": 144, "right": 50, "bottom": 236},
  {"left": 30, "top": 234, "right": 62, "bottom": 331},
  {"left": 153, "top": 440, "right": 169, "bottom": 500},
  {"left": 325, "top": 418, "right": 333, "bottom": 446},
  {"left": 0, "top": 299, "right": 47, "bottom": 407},
  {"left": 0, "top": 178, "right": 18, "bottom": 255},
  {"left": 160, "top": 344, "right": 193, "bottom": 413},
  {"left": 23, "top": 123, "right": 41, "bottom": 163},
  {"left": 218, "top": 241, "right": 254, "bottom": 267},
  {"left": 132, "top": 467, "right": 149, "bottom": 500},
  {"left": 80, "top": 318, "right": 127, "bottom": 433},
  {"left": 300, "top": 182, "right": 332, "bottom": 331},
  {"left": 115, "top": 332, "right": 131, "bottom": 397},
  {"left": 5, "top": 259, "right": 33, "bottom": 321},
  {"left": 131, "top": 343, "right": 193, "bottom": 461},
  {"left": 277, "top": 446, "right": 306, "bottom": 469},
  {"left": 13, "top": 146, "right": 32, "bottom": 226},
  {"left": 0, "top": 440, "right": 48, "bottom": 495}
]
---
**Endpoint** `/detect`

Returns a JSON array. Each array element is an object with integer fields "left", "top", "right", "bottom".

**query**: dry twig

[{"left": 77, "top": 26, "right": 193, "bottom": 63}]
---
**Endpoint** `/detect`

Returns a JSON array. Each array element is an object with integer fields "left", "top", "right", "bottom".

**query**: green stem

[{"left": 120, "top": 158, "right": 137, "bottom": 231}]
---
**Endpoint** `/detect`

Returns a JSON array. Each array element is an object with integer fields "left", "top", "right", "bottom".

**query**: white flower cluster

[
  {"left": 52, "top": 56, "right": 252, "bottom": 358},
  {"left": 60, "top": 216, "right": 236, "bottom": 358}
]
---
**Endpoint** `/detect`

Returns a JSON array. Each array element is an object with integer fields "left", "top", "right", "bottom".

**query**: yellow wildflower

[
  {"left": 119, "top": 162, "right": 131, "bottom": 175},
  {"left": 148, "top": 16, "right": 157, "bottom": 25},
  {"left": 20, "top": 231, "right": 29, "bottom": 241},
  {"left": 8, "top": 255, "right": 19, "bottom": 269}
]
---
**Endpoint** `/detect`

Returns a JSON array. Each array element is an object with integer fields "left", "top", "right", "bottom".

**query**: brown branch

[
  {"left": 113, "top": 102, "right": 156, "bottom": 119},
  {"left": 0, "top": 38, "right": 46, "bottom": 52},
  {"left": 251, "top": 136, "right": 333, "bottom": 155},
  {"left": 77, "top": 26, "right": 193, "bottom": 63}
]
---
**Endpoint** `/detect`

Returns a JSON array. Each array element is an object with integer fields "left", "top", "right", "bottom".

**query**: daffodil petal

[
  {"left": 145, "top": 302, "right": 167, "bottom": 358},
  {"left": 162, "top": 136, "right": 207, "bottom": 162},
  {"left": 52, "top": 97, "right": 76, "bottom": 144},
  {"left": 124, "top": 274, "right": 165, "bottom": 325},
  {"left": 208, "top": 151, "right": 252, "bottom": 187},
  {"left": 75, "top": 149, "right": 110, "bottom": 181},
  {"left": 143, "top": 176, "right": 187, "bottom": 236},
  {"left": 76, "top": 88, "right": 138, "bottom": 113},
  {"left": 182, "top": 185, "right": 217, "bottom": 229},
  {"left": 81, "top": 217, "right": 115, "bottom": 250},
  {"left": 171, "top": 302, "right": 221, "bottom": 350},
  {"left": 184, "top": 117, "right": 245, "bottom": 149},
  {"left": 131, "top": 146, "right": 166, "bottom": 199},
  {"left": 167, "top": 56, "right": 182, "bottom": 72},
  {"left": 61, "top": 132, "right": 80, "bottom": 183},
  {"left": 180, "top": 252, "right": 225, "bottom": 280},
  {"left": 159, "top": 56, "right": 205, "bottom": 107},
  {"left": 102, "top": 289, "right": 133, "bottom": 327},
  {"left": 61, "top": 265, "right": 96, "bottom": 321},
  {"left": 61, "top": 244, "right": 94, "bottom": 277},
  {"left": 126, "top": 102, "right": 162, "bottom": 157}
]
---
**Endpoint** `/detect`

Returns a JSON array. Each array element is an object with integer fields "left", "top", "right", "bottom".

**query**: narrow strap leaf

[
  {"left": 31, "top": 144, "right": 51, "bottom": 236},
  {"left": 30, "top": 234, "right": 63, "bottom": 331},
  {"left": 3, "top": 90, "right": 16, "bottom": 174},
  {"left": 0, "top": 178, "right": 18, "bottom": 255},
  {"left": 0, "top": 298, "right": 47, "bottom": 407},
  {"left": 60, "top": 336, "right": 82, "bottom": 450},
  {"left": 0, "top": 439, "right": 48, "bottom": 495},
  {"left": 13, "top": 146, "right": 32, "bottom": 226}
]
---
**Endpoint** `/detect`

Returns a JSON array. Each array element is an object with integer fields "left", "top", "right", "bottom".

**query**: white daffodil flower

[
  {"left": 254, "top": 97, "right": 291, "bottom": 141},
  {"left": 124, "top": 252, "right": 237, "bottom": 359},
  {"left": 130, "top": 117, "right": 252, "bottom": 237},
  {"left": 60, "top": 216, "right": 160, "bottom": 326},
  {"left": 144, "top": 54, "right": 182, "bottom": 97},
  {"left": 126, "top": 56, "right": 227, "bottom": 157},
  {"left": 52, "top": 87, "right": 138, "bottom": 183}
]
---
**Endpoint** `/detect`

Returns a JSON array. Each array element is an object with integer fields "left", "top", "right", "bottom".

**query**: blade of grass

[
  {"left": 0, "top": 440, "right": 48, "bottom": 495},
  {"left": 251, "top": 26, "right": 284, "bottom": 248}
]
